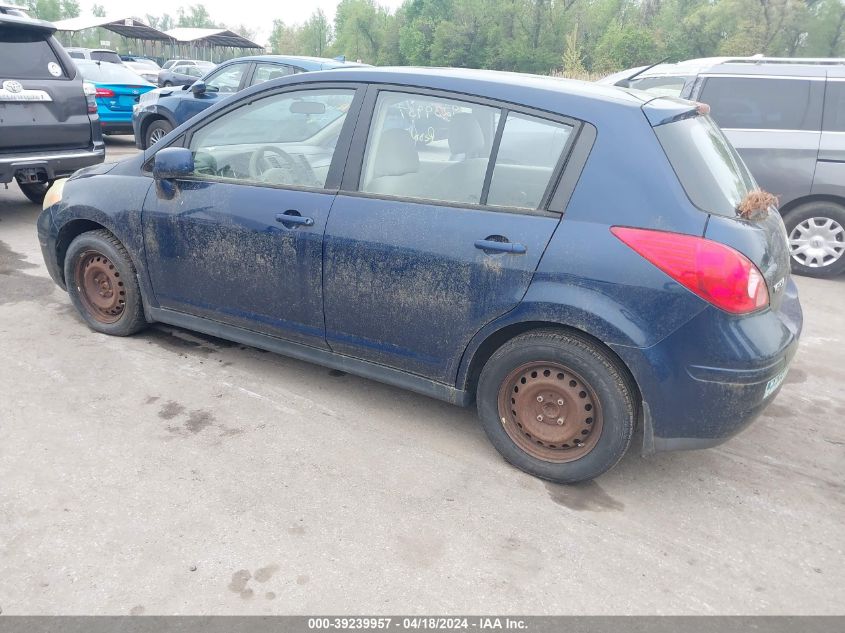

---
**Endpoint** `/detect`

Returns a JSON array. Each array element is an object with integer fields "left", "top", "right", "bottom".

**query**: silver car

[{"left": 602, "top": 56, "right": 845, "bottom": 278}]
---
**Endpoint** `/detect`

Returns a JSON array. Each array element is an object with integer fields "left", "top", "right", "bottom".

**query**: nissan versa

[{"left": 37, "top": 68, "right": 802, "bottom": 483}]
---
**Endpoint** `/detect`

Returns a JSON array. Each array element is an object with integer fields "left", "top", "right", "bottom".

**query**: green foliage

[{"left": 32, "top": 0, "right": 845, "bottom": 71}]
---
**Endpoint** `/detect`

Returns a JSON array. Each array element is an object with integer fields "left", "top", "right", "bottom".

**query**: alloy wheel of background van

[
  {"left": 477, "top": 329, "right": 636, "bottom": 483},
  {"left": 784, "top": 201, "right": 845, "bottom": 278},
  {"left": 64, "top": 229, "right": 147, "bottom": 336}
]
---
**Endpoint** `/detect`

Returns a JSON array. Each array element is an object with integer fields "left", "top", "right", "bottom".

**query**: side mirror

[
  {"left": 190, "top": 81, "right": 206, "bottom": 95},
  {"left": 153, "top": 147, "right": 194, "bottom": 180}
]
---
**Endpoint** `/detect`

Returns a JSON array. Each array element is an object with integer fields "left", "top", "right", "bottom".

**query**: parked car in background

[
  {"left": 40, "top": 67, "right": 801, "bottom": 483},
  {"left": 161, "top": 58, "right": 207, "bottom": 70},
  {"left": 65, "top": 47, "right": 123, "bottom": 65},
  {"left": 132, "top": 54, "right": 367, "bottom": 149},
  {"left": 601, "top": 56, "right": 845, "bottom": 278},
  {"left": 157, "top": 61, "right": 214, "bottom": 87},
  {"left": 123, "top": 58, "right": 161, "bottom": 84},
  {"left": 74, "top": 60, "right": 155, "bottom": 135},
  {"left": 0, "top": 13, "right": 104, "bottom": 203}
]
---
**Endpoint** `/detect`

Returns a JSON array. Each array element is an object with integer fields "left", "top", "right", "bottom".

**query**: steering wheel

[{"left": 248, "top": 145, "right": 319, "bottom": 186}]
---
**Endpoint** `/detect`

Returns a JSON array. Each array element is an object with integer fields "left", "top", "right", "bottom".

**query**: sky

[{"left": 88, "top": 0, "right": 405, "bottom": 46}]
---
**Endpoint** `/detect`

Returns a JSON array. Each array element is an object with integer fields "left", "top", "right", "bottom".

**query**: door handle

[
  {"left": 275, "top": 211, "right": 314, "bottom": 227},
  {"left": 474, "top": 238, "right": 527, "bottom": 254}
]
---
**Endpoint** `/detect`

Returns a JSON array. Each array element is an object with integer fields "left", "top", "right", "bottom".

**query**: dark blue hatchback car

[
  {"left": 38, "top": 67, "right": 802, "bottom": 483},
  {"left": 131, "top": 54, "right": 367, "bottom": 150}
]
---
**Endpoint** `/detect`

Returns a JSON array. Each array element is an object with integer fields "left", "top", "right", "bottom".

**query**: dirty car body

[{"left": 38, "top": 67, "right": 802, "bottom": 483}]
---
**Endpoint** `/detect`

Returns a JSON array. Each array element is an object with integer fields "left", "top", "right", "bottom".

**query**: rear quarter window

[
  {"left": 655, "top": 115, "right": 756, "bottom": 217},
  {"left": 0, "top": 28, "right": 66, "bottom": 79},
  {"left": 823, "top": 81, "right": 845, "bottom": 132},
  {"left": 699, "top": 76, "right": 823, "bottom": 131}
]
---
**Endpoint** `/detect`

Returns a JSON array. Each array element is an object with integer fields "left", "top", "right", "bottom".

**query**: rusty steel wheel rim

[
  {"left": 497, "top": 361, "right": 603, "bottom": 463},
  {"left": 74, "top": 250, "right": 126, "bottom": 324}
]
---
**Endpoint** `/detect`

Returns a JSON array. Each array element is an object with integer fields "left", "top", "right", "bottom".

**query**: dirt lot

[{"left": 0, "top": 137, "right": 843, "bottom": 615}]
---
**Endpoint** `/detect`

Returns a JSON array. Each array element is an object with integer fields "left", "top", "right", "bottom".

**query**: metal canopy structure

[
  {"left": 52, "top": 17, "right": 265, "bottom": 62},
  {"left": 164, "top": 28, "right": 263, "bottom": 50},
  {"left": 53, "top": 16, "right": 173, "bottom": 41}
]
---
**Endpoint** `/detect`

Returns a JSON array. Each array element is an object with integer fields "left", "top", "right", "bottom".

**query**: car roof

[
  {"left": 219, "top": 54, "right": 370, "bottom": 71},
  {"left": 256, "top": 66, "right": 658, "bottom": 121},
  {"left": 0, "top": 12, "right": 55, "bottom": 32},
  {"left": 621, "top": 56, "right": 844, "bottom": 80}
]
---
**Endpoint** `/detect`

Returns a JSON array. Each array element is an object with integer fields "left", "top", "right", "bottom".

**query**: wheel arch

[
  {"left": 458, "top": 319, "right": 642, "bottom": 414},
  {"left": 55, "top": 219, "right": 110, "bottom": 285},
  {"left": 779, "top": 194, "right": 845, "bottom": 218},
  {"left": 139, "top": 111, "right": 176, "bottom": 149}
]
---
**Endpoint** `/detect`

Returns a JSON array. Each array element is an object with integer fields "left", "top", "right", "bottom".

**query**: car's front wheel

[
  {"left": 145, "top": 119, "right": 173, "bottom": 149},
  {"left": 19, "top": 181, "right": 51, "bottom": 205},
  {"left": 64, "top": 229, "right": 147, "bottom": 336},
  {"left": 477, "top": 329, "right": 636, "bottom": 483},
  {"left": 784, "top": 201, "right": 845, "bottom": 278}
]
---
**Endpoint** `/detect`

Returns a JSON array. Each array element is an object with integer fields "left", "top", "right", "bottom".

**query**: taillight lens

[
  {"left": 83, "top": 81, "right": 97, "bottom": 113},
  {"left": 95, "top": 87, "right": 115, "bottom": 98},
  {"left": 611, "top": 227, "right": 769, "bottom": 314}
]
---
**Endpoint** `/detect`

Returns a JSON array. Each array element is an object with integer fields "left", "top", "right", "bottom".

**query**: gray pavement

[{"left": 0, "top": 138, "right": 843, "bottom": 614}]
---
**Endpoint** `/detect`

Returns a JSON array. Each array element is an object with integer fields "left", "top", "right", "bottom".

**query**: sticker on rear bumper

[{"left": 764, "top": 366, "right": 789, "bottom": 399}]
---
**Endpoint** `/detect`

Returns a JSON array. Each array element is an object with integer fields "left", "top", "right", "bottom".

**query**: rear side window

[
  {"left": 487, "top": 113, "right": 572, "bottom": 209},
  {"left": 360, "top": 91, "right": 500, "bottom": 205},
  {"left": 90, "top": 50, "right": 122, "bottom": 64},
  {"left": 655, "top": 115, "right": 756, "bottom": 217},
  {"left": 250, "top": 63, "right": 296, "bottom": 86},
  {"left": 699, "top": 77, "right": 822, "bottom": 131},
  {"left": 823, "top": 81, "right": 845, "bottom": 132},
  {"left": 0, "top": 29, "right": 66, "bottom": 79}
]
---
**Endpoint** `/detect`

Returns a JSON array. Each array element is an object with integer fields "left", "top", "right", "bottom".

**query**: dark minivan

[
  {"left": 0, "top": 13, "right": 104, "bottom": 203},
  {"left": 38, "top": 68, "right": 802, "bottom": 483}
]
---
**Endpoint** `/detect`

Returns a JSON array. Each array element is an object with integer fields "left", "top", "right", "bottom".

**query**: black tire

[
  {"left": 783, "top": 201, "right": 845, "bottom": 278},
  {"left": 145, "top": 119, "right": 173, "bottom": 149},
  {"left": 19, "top": 181, "right": 52, "bottom": 205},
  {"left": 477, "top": 329, "right": 636, "bottom": 483},
  {"left": 63, "top": 229, "right": 147, "bottom": 336},
  {"left": 163, "top": 81, "right": 173, "bottom": 87}
]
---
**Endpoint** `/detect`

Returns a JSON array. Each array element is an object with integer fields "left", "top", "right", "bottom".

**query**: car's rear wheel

[
  {"left": 163, "top": 81, "right": 173, "bottom": 87},
  {"left": 145, "top": 119, "right": 173, "bottom": 149},
  {"left": 477, "top": 329, "right": 636, "bottom": 483},
  {"left": 64, "top": 230, "right": 147, "bottom": 336},
  {"left": 783, "top": 201, "right": 845, "bottom": 278},
  {"left": 19, "top": 181, "right": 51, "bottom": 205}
]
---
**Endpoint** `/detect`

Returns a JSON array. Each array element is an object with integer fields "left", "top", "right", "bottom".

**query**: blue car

[
  {"left": 38, "top": 67, "right": 802, "bottom": 483},
  {"left": 131, "top": 54, "right": 367, "bottom": 149},
  {"left": 75, "top": 60, "right": 156, "bottom": 135}
]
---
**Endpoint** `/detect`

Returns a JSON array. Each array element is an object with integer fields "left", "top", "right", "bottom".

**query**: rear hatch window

[
  {"left": 90, "top": 50, "right": 122, "bottom": 64},
  {"left": 655, "top": 115, "right": 755, "bottom": 217},
  {"left": 0, "top": 28, "right": 66, "bottom": 79}
]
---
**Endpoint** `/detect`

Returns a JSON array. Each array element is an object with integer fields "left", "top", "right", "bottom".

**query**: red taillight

[
  {"left": 95, "top": 87, "right": 115, "bottom": 98},
  {"left": 611, "top": 227, "right": 769, "bottom": 314}
]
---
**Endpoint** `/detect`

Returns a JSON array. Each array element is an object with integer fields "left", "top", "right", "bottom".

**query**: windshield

[
  {"left": 76, "top": 60, "right": 152, "bottom": 85},
  {"left": 655, "top": 115, "right": 756, "bottom": 217},
  {"left": 90, "top": 50, "right": 122, "bottom": 64},
  {"left": 628, "top": 75, "right": 688, "bottom": 98}
]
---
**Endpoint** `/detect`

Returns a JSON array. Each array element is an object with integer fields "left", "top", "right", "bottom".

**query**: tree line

[{"left": 16, "top": 0, "right": 845, "bottom": 74}]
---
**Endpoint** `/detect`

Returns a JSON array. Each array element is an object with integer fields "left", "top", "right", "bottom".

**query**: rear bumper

[
  {"left": 0, "top": 146, "right": 105, "bottom": 184},
  {"left": 612, "top": 279, "right": 803, "bottom": 452}
]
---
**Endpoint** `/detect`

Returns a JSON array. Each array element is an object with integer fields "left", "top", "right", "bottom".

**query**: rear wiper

[{"left": 616, "top": 57, "right": 670, "bottom": 88}]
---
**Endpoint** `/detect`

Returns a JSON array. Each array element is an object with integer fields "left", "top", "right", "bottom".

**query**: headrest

[
  {"left": 448, "top": 112, "right": 485, "bottom": 158},
  {"left": 371, "top": 128, "right": 419, "bottom": 178}
]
